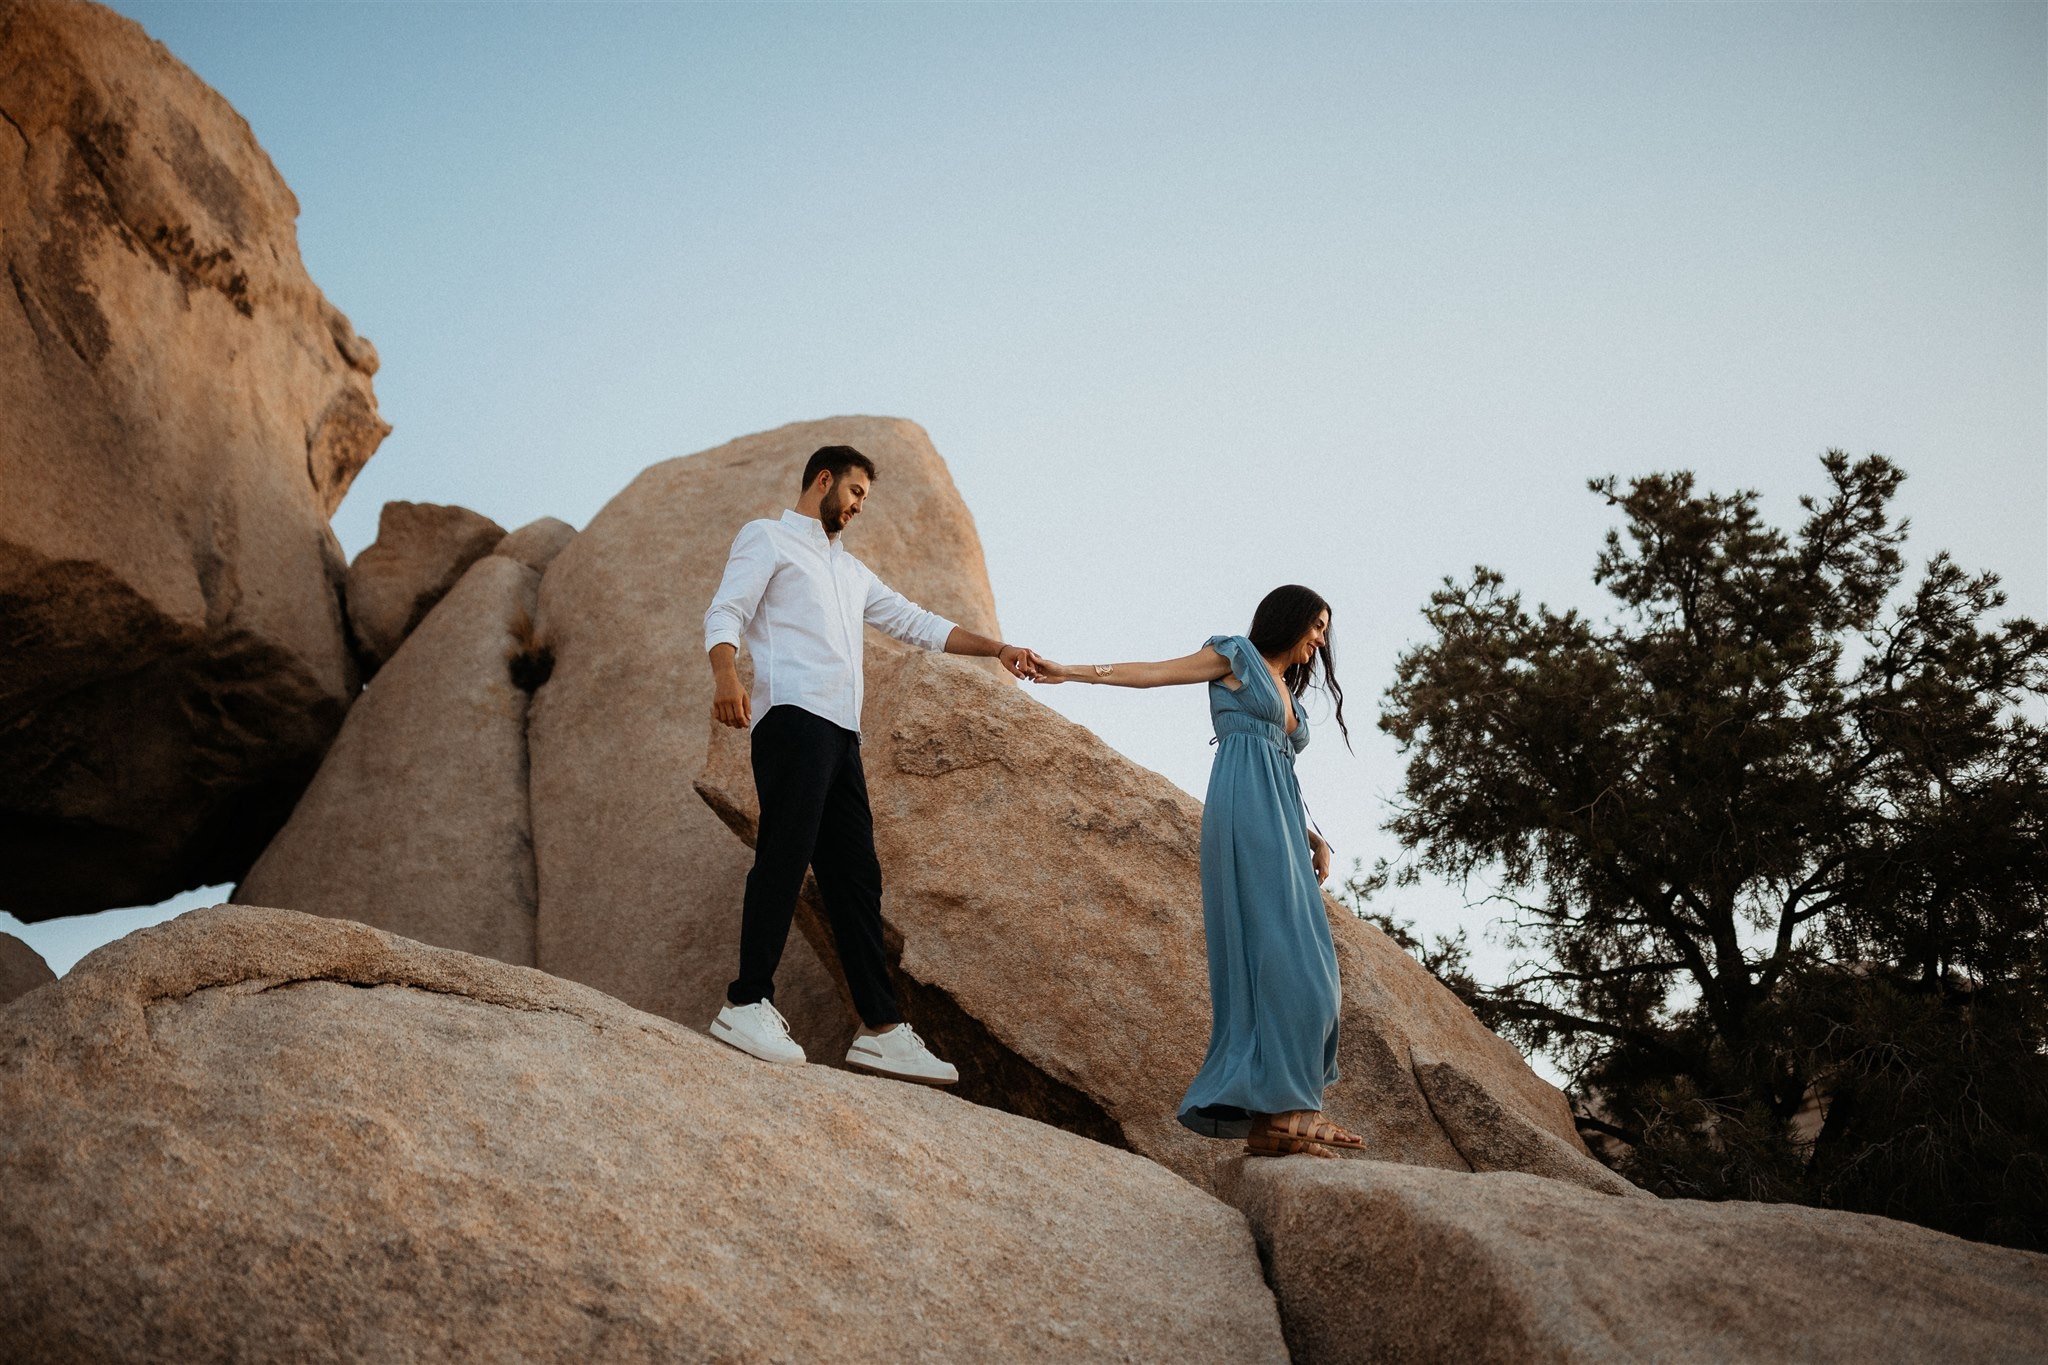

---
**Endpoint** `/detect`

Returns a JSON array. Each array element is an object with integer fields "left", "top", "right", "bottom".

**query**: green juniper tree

[{"left": 1361, "top": 453, "right": 2048, "bottom": 1248}]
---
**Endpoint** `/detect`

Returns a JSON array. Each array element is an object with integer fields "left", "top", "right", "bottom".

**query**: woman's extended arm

[{"left": 1035, "top": 647, "right": 1234, "bottom": 689}]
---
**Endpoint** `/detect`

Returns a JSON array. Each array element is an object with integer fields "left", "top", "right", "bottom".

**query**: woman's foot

[
  {"left": 1297, "top": 1112, "right": 1367, "bottom": 1150},
  {"left": 1244, "top": 1110, "right": 1365, "bottom": 1158},
  {"left": 1244, "top": 1129, "right": 1337, "bottom": 1159}
]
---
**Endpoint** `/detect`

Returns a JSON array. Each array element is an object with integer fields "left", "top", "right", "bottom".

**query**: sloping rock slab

[
  {"left": 237, "top": 555, "right": 542, "bottom": 964},
  {"left": 527, "top": 417, "right": 1002, "bottom": 1063},
  {"left": 1413, "top": 1051, "right": 1644, "bottom": 1197},
  {"left": 0, "top": 904, "right": 1286, "bottom": 1363},
  {"left": 1217, "top": 1157, "right": 2048, "bottom": 1364},
  {"left": 699, "top": 643, "right": 1613, "bottom": 1196},
  {"left": 0, "top": 0, "right": 387, "bottom": 916},
  {"left": 344, "top": 501, "right": 507, "bottom": 675},
  {"left": 0, "top": 933, "right": 54, "bottom": 1007}
]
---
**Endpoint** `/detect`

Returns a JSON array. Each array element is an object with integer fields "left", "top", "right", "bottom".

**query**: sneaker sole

[
  {"left": 710, "top": 1020, "right": 806, "bottom": 1067},
  {"left": 844, "top": 1053, "right": 958, "bottom": 1086}
]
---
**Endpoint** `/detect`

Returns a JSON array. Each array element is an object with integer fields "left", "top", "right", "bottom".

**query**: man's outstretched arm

[
  {"left": 863, "top": 573, "right": 1042, "bottom": 679},
  {"left": 942, "top": 626, "right": 1044, "bottom": 680}
]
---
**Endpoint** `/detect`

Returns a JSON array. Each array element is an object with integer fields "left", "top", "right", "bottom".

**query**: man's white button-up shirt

[{"left": 703, "top": 509, "right": 958, "bottom": 734}]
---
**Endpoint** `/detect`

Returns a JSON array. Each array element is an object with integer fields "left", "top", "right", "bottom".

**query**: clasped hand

[{"left": 999, "top": 645, "right": 1051, "bottom": 681}]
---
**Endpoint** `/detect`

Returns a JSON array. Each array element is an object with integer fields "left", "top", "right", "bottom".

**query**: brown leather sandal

[
  {"left": 1247, "top": 1111, "right": 1366, "bottom": 1156},
  {"left": 1244, "top": 1128, "right": 1337, "bottom": 1159},
  {"left": 1297, "top": 1113, "right": 1368, "bottom": 1150}
]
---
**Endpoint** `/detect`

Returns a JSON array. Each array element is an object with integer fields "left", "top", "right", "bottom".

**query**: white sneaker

[
  {"left": 710, "top": 1001, "right": 806, "bottom": 1066},
  {"left": 845, "top": 1023, "right": 958, "bottom": 1086}
]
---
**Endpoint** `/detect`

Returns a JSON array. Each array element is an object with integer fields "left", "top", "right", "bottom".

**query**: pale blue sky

[{"left": 10, "top": 2, "right": 2044, "bottom": 1001}]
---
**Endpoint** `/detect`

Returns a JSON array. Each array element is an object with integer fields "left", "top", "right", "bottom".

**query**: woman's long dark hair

[{"left": 1247, "top": 584, "right": 1350, "bottom": 748}]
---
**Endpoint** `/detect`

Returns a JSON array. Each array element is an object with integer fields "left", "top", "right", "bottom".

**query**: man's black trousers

[{"left": 727, "top": 704, "right": 903, "bottom": 1028}]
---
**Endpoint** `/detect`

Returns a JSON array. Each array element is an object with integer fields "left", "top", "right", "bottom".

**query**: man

[{"left": 702, "top": 444, "right": 1041, "bottom": 1084}]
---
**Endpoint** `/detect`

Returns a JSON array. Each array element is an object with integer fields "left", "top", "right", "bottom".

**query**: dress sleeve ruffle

[{"left": 1205, "top": 634, "right": 1264, "bottom": 691}]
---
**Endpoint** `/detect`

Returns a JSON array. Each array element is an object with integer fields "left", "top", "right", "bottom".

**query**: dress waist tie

[{"left": 1208, "top": 717, "right": 1331, "bottom": 854}]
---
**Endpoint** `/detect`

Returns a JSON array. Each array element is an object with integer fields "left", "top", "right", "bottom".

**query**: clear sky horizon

[{"left": 8, "top": 2, "right": 2043, "bottom": 1045}]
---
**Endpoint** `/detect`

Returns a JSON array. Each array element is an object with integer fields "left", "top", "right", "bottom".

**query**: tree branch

[
  {"left": 1505, "top": 960, "right": 1688, "bottom": 988},
  {"left": 1573, "top": 1113, "right": 1643, "bottom": 1147},
  {"left": 1480, "top": 995, "right": 1693, "bottom": 1066}
]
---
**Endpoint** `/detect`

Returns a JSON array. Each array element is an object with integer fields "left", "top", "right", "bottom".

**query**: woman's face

[{"left": 1291, "top": 610, "right": 1331, "bottom": 666}]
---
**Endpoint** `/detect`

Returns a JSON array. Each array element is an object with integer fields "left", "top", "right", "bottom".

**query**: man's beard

[{"left": 821, "top": 492, "right": 853, "bottom": 534}]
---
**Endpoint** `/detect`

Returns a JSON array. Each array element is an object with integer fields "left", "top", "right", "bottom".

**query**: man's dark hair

[{"left": 801, "top": 445, "right": 878, "bottom": 491}]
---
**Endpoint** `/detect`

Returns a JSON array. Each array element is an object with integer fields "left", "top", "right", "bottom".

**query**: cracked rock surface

[
  {"left": 0, "top": 0, "right": 388, "bottom": 918},
  {"left": 0, "top": 903, "right": 1287, "bottom": 1363}
]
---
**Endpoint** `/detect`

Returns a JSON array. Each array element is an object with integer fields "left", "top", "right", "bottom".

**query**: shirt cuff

[
  {"left": 704, "top": 620, "right": 743, "bottom": 653},
  {"left": 921, "top": 615, "right": 959, "bottom": 652}
]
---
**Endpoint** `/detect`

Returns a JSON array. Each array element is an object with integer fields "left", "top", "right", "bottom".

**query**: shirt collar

[{"left": 780, "top": 508, "right": 835, "bottom": 546}]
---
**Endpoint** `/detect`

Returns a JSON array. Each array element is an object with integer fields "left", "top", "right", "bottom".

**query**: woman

[{"left": 1033, "top": 585, "right": 1365, "bottom": 1159}]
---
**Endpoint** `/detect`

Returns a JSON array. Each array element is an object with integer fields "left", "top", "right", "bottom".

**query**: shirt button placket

[{"left": 834, "top": 549, "right": 861, "bottom": 725}]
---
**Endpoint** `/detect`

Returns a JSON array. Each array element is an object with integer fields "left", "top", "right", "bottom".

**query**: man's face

[{"left": 819, "top": 470, "right": 870, "bottom": 535}]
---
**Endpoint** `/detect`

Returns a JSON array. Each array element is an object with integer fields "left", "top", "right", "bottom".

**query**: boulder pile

[
  {"left": 238, "top": 553, "right": 547, "bottom": 965},
  {"left": 242, "top": 407, "right": 1612, "bottom": 1202},
  {"left": 9, "top": 7, "right": 2043, "bottom": 1360},
  {"left": 238, "top": 416, "right": 997, "bottom": 1068}
]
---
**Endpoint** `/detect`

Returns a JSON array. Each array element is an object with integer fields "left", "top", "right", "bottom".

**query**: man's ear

[{"left": 811, "top": 469, "right": 836, "bottom": 497}]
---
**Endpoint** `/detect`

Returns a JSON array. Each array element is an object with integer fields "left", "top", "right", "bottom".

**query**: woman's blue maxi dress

[{"left": 1176, "top": 635, "right": 1342, "bottom": 1138}]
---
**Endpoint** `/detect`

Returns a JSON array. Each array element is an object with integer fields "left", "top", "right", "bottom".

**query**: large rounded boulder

[
  {"left": 0, "top": 904, "right": 1286, "bottom": 1362},
  {"left": 0, "top": 0, "right": 387, "bottom": 918},
  {"left": 1217, "top": 1157, "right": 2048, "bottom": 1364}
]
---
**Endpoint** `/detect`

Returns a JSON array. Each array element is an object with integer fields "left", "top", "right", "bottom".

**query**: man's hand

[
  {"left": 1310, "top": 836, "right": 1332, "bottom": 885},
  {"left": 709, "top": 644, "right": 751, "bottom": 729},
  {"left": 713, "top": 674, "right": 751, "bottom": 729},
  {"left": 998, "top": 645, "right": 1047, "bottom": 681}
]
